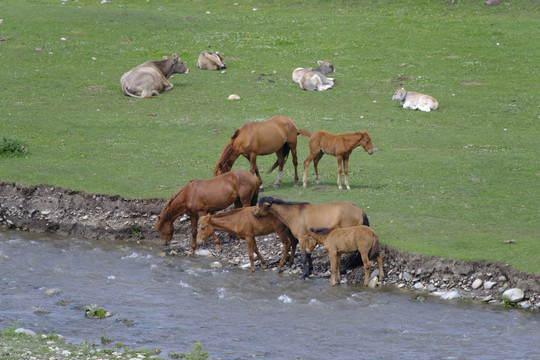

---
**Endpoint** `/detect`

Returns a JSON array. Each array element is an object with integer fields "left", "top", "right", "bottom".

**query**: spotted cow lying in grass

[
  {"left": 292, "top": 60, "right": 335, "bottom": 91},
  {"left": 197, "top": 50, "right": 226, "bottom": 70}
]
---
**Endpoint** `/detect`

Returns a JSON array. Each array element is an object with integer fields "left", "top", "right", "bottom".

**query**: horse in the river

[
  {"left": 197, "top": 207, "right": 298, "bottom": 272},
  {"left": 308, "top": 226, "right": 383, "bottom": 287},
  {"left": 252, "top": 196, "right": 369, "bottom": 280},
  {"left": 302, "top": 130, "right": 374, "bottom": 190},
  {"left": 214, "top": 115, "right": 311, "bottom": 190},
  {"left": 155, "top": 170, "right": 260, "bottom": 254}
]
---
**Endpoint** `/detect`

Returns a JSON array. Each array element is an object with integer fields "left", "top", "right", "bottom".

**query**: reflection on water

[{"left": 1, "top": 230, "right": 539, "bottom": 359}]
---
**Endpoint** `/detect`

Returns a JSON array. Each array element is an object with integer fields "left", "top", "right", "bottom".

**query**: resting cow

[
  {"left": 197, "top": 50, "right": 226, "bottom": 70},
  {"left": 293, "top": 60, "right": 335, "bottom": 91},
  {"left": 120, "top": 53, "right": 189, "bottom": 98}
]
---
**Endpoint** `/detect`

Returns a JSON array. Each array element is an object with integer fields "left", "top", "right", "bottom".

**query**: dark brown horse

[
  {"left": 252, "top": 196, "right": 369, "bottom": 280},
  {"left": 155, "top": 170, "right": 260, "bottom": 254},
  {"left": 214, "top": 115, "right": 310, "bottom": 190},
  {"left": 197, "top": 207, "right": 298, "bottom": 272},
  {"left": 302, "top": 130, "right": 373, "bottom": 190}
]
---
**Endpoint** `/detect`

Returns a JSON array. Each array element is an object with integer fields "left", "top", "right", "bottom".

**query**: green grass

[{"left": 0, "top": 0, "right": 538, "bottom": 273}]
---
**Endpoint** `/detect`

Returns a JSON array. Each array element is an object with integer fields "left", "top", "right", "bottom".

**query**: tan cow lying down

[
  {"left": 120, "top": 53, "right": 189, "bottom": 98},
  {"left": 309, "top": 226, "right": 384, "bottom": 287},
  {"left": 197, "top": 50, "right": 226, "bottom": 70},
  {"left": 392, "top": 88, "right": 439, "bottom": 112},
  {"left": 292, "top": 60, "right": 335, "bottom": 91}
]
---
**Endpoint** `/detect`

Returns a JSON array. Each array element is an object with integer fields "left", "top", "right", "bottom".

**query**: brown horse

[
  {"left": 197, "top": 207, "right": 298, "bottom": 272},
  {"left": 302, "top": 130, "right": 374, "bottom": 190},
  {"left": 155, "top": 170, "right": 260, "bottom": 254},
  {"left": 308, "top": 226, "right": 383, "bottom": 287},
  {"left": 214, "top": 115, "right": 310, "bottom": 190},
  {"left": 252, "top": 196, "right": 369, "bottom": 280}
]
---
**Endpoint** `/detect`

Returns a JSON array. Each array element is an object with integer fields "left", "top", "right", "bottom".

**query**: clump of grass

[
  {"left": 0, "top": 137, "right": 28, "bottom": 157},
  {"left": 85, "top": 303, "right": 110, "bottom": 319},
  {"left": 169, "top": 342, "right": 209, "bottom": 360}
]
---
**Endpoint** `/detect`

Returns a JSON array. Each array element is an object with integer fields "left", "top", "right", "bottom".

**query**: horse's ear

[{"left": 263, "top": 202, "right": 271, "bottom": 210}]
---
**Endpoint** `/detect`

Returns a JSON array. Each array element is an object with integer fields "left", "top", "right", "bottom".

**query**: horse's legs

[
  {"left": 336, "top": 156, "right": 344, "bottom": 190},
  {"left": 250, "top": 237, "right": 267, "bottom": 271},
  {"left": 272, "top": 151, "right": 285, "bottom": 189},
  {"left": 288, "top": 234, "right": 298, "bottom": 267},
  {"left": 343, "top": 156, "right": 351, "bottom": 190},
  {"left": 302, "top": 148, "right": 318, "bottom": 188},
  {"left": 361, "top": 252, "right": 371, "bottom": 287},
  {"left": 377, "top": 253, "right": 384, "bottom": 281},
  {"left": 328, "top": 251, "right": 339, "bottom": 286},
  {"left": 312, "top": 152, "right": 324, "bottom": 185},
  {"left": 249, "top": 153, "right": 263, "bottom": 191},
  {"left": 290, "top": 143, "right": 300, "bottom": 188},
  {"left": 186, "top": 216, "right": 199, "bottom": 255},
  {"left": 301, "top": 251, "right": 313, "bottom": 279},
  {"left": 275, "top": 226, "right": 291, "bottom": 271}
]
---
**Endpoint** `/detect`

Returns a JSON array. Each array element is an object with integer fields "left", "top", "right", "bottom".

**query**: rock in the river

[
  {"left": 368, "top": 277, "right": 378, "bottom": 288},
  {"left": 439, "top": 290, "right": 460, "bottom": 300},
  {"left": 209, "top": 261, "right": 223, "bottom": 269},
  {"left": 502, "top": 288, "right": 524, "bottom": 303}
]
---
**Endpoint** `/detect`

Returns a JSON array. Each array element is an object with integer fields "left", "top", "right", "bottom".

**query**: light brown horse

[
  {"left": 214, "top": 115, "right": 310, "bottom": 190},
  {"left": 197, "top": 207, "right": 298, "bottom": 272},
  {"left": 308, "top": 226, "right": 383, "bottom": 287},
  {"left": 302, "top": 130, "right": 374, "bottom": 190},
  {"left": 155, "top": 170, "right": 260, "bottom": 254},
  {"left": 252, "top": 196, "right": 369, "bottom": 280}
]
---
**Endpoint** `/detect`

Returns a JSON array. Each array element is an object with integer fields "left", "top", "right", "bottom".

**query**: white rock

[
  {"left": 502, "top": 288, "right": 524, "bottom": 303},
  {"left": 472, "top": 279, "right": 483, "bottom": 289},
  {"left": 427, "top": 284, "right": 437, "bottom": 292},
  {"left": 440, "top": 290, "right": 460, "bottom": 300},
  {"left": 370, "top": 269, "right": 379, "bottom": 279},
  {"left": 484, "top": 281, "right": 497, "bottom": 290},
  {"left": 228, "top": 94, "right": 241, "bottom": 100},
  {"left": 209, "top": 261, "right": 223, "bottom": 269},
  {"left": 194, "top": 249, "right": 212, "bottom": 256},
  {"left": 498, "top": 275, "right": 507, "bottom": 282},
  {"left": 368, "top": 277, "right": 378, "bottom": 288},
  {"left": 413, "top": 282, "right": 424, "bottom": 290},
  {"left": 15, "top": 328, "right": 36, "bottom": 336}
]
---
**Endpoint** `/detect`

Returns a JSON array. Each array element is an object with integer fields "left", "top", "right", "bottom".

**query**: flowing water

[{"left": 1, "top": 230, "right": 539, "bottom": 359}]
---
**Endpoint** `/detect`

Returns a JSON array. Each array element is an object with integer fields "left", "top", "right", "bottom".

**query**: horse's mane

[
  {"left": 155, "top": 184, "right": 189, "bottom": 229},
  {"left": 257, "top": 196, "right": 309, "bottom": 206},
  {"left": 214, "top": 129, "right": 240, "bottom": 175},
  {"left": 207, "top": 207, "right": 246, "bottom": 219}
]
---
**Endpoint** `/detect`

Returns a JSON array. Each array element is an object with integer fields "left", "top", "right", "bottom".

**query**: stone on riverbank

[{"left": 502, "top": 288, "right": 524, "bottom": 303}]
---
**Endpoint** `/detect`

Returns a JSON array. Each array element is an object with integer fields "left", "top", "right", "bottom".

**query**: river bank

[{"left": 1, "top": 182, "right": 538, "bottom": 310}]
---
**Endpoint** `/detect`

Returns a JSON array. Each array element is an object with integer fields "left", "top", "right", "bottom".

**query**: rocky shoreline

[{"left": 1, "top": 182, "right": 539, "bottom": 310}]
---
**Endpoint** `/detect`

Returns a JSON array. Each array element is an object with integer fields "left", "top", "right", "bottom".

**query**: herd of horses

[{"left": 155, "top": 114, "right": 383, "bottom": 287}]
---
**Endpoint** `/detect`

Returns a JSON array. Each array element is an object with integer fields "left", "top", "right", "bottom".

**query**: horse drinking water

[
  {"left": 197, "top": 207, "right": 298, "bottom": 272},
  {"left": 214, "top": 115, "right": 310, "bottom": 190},
  {"left": 252, "top": 196, "right": 369, "bottom": 280},
  {"left": 155, "top": 170, "right": 260, "bottom": 254}
]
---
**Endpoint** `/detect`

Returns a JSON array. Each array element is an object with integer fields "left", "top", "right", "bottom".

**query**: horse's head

[
  {"left": 359, "top": 131, "right": 374, "bottom": 155},
  {"left": 155, "top": 216, "right": 174, "bottom": 246},
  {"left": 252, "top": 200, "right": 272, "bottom": 218},
  {"left": 196, "top": 215, "right": 214, "bottom": 244}
]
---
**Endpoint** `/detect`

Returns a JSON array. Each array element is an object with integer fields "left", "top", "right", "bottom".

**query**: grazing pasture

[{"left": 0, "top": 0, "right": 538, "bottom": 273}]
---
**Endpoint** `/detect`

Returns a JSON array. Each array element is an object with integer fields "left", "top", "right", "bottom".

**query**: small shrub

[{"left": 0, "top": 137, "right": 28, "bottom": 157}]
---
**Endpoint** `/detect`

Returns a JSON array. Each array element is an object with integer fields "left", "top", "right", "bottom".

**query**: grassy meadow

[{"left": 0, "top": 0, "right": 538, "bottom": 273}]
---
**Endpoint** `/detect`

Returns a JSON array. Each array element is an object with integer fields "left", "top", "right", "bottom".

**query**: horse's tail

[
  {"left": 369, "top": 233, "right": 380, "bottom": 261},
  {"left": 362, "top": 211, "right": 370, "bottom": 227},
  {"left": 214, "top": 130, "right": 240, "bottom": 176},
  {"left": 297, "top": 128, "right": 311, "bottom": 138},
  {"left": 267, "top": 142, "right": 291, "bottom": 174}
]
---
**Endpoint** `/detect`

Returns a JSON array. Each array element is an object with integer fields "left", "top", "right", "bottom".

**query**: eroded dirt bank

[{"left": 1, "top": 182, "right": 538, "bottom": 309}]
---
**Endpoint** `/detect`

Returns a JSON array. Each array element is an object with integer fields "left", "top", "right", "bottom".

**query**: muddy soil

[{"left": 1, "top": 182, "right": 538, "bottom": 309}]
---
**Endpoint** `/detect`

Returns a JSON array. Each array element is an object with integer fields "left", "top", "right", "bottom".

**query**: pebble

[
  {"left": 15, "top": 328, "right": 36, "bottom": 336},
  {"left": 427, "top": 284, "right": 437, "bottom": 292},
  {"left": 440, "top": 290, "right": 460, "bottom": 300},
  {"left": 413, "top": 282, "right": 424, "bottom": 290},
  {"left": 209, "top": 261, "right": 223, "bottom": 269},
  {"left": 502, "top": 288, "right": 524, "bottom": 303},
  {"left": 195, "top": 249, "right": 212, "bottom": 257},
  {"left": 227, "top": 94, "right": 241, "bottom": 100},
  {"left": 472, "top": 279, "right": 483, "bottom": 289},
  {"left": 483, "top": 281, "right": 497, "bottom": 290},
  {"left": 403, "top": 272, "right": 411, "bottom": 282},
  {"left": 368, "top": 277, "right": 378, "bottom": 288}
]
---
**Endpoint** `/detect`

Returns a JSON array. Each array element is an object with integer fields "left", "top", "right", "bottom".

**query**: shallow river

[{"left": 1, "top": 231, "right": 539, "bottom": 359}]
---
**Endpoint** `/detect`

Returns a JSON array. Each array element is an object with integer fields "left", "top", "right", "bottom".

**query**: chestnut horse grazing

[
  {"left": 308, "top": 226, "right": 383, "bottom": 287},
  {"left": 252, "top": 196, "right": 369, "bottom": 280},
  {"left": 155, "top": 170, "right": 260, "bottom": 254},
  {"left": 214, "top": 115, "right": 310, "bottom": 190},
  {"left": 197, "top": 207, "right": 298, "bottom": 272},
  {"left": 303, "top": 130, "right": 374, "bottom": 190}
]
